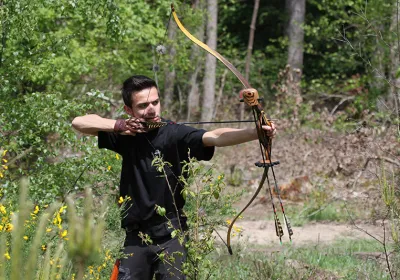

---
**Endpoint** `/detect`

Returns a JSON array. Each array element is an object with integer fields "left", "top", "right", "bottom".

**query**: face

[{"left": 124, "top": 86, "right": 161, "bottom": 122}]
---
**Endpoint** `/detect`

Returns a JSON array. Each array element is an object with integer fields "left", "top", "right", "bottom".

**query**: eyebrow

[{"left": 136, "top": 98, "right": 159, "bottom": 107}]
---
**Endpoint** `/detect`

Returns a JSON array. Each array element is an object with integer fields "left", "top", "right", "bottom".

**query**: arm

[
  {"left": 202, "top": 127, "right": 257, "bottom": 147},
  {"left": 202, "top": 123, "right": 276, "bottom": 147},
  {"left": 71, "top": 114, "right": 117, "bottom": 136}
]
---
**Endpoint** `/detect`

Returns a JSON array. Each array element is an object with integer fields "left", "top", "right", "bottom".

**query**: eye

[
  {"left": 138, "top": 103, "right": 148, "bottom": 109},
  {"left": 152, "top": 100, "right": 159, "bottom": 106}
]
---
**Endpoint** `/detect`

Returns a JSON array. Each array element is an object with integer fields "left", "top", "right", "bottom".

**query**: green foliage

[
  {"left": 379, "top": 164, "right": 400, "bottom": 277},
  {"left": 292, "top": 184, "right": 342, "bottom": 226},
  {"left": 0, "top": 179, "right": 116, "bottom": 280},
  {"left": 151, "top": 154, "right": 241, "bottom": 279}
]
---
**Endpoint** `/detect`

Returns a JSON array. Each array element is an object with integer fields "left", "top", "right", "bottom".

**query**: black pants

[{"left": 118, "top": 220, "right": 187, "bottom": 280}]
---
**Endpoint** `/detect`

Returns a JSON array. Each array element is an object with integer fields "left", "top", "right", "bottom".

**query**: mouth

[{"left": 144, "top": 116, "right": 160, "bottom": 122}]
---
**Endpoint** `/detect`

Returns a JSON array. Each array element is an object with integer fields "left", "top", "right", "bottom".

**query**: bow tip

[
  {"left": 171, "top": 3, "right": 175, "bottom": 11},
  {"left": 228, "top": 246, "right": 233, "bottom": 255}
]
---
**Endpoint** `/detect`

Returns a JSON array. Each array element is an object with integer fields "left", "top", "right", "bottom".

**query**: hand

[
  {"left": 261, "top": 121, "right": 277, "bottom": 138},
  {"left": 125, "top": 117, "right": 148, "bottom": 134},
  {"left": 114, "top": 118, "right": 147, "bottom": 135}
]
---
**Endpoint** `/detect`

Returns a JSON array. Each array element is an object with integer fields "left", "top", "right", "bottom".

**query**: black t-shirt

[{"left": 98, "top": 123, "right": 215, "bottom": 228}]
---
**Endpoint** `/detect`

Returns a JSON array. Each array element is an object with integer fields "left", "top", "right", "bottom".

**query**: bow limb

[
  {"left": 226, "top": 168, "right": 268, "bottom": 254},
  {"left": 171, "top": 4, "right": 250, "bottom": 88}
]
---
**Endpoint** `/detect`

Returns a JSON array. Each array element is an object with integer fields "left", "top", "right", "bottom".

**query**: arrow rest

[{"left": 255, "top": 160, "right": 280, "bottom": 168}]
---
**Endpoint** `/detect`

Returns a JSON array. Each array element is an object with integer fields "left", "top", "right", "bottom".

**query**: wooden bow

[{"left": 171, "top": 4, "right": 292, "bottom": 254}]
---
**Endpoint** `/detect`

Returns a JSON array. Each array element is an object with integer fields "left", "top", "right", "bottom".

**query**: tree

[
  {"left": 164, "top": 22, "right": 178, "bottom": 113},
  {"left": 239, "top": 0, "right": 260, "bottom": 125},
  {"left": 285, "top": 0, "right": 305, "bottom": 125},
  {"left": 286, "top": 0, "right": 306, "bottom": 80},
  {"left": 187, "top": 0, "right": 205, "bottom": 121},
  {"left": 201, "top": 0, "right": 217, "bottom": 122}
]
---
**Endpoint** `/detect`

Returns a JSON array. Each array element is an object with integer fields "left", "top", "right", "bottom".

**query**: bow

[{"left": 171, "top": 4, "right": 293, "bottom": 254}]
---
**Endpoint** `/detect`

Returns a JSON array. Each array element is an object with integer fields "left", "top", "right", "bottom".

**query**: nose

[{"left": 146, "top": 104, "right": 155, "bottom": 116}]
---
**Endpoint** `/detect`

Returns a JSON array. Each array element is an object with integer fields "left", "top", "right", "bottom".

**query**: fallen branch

[{"left": 362, "top": 156, "right": 400, "bottom": 169}]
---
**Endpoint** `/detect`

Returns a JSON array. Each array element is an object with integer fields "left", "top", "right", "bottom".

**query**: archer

[{"left": 72, "top": 75, "right": 276, "bottom": 280}]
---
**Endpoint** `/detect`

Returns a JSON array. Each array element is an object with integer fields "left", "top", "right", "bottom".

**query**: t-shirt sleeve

[
  {"left": 176, "top": 125, "right": 215, "bottom": 161},
  {"left": 98, "top": 131, "right": 123, "bottom": 155}
]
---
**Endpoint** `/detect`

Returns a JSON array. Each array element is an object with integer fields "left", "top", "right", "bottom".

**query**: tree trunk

[
  {"left": 285, "top": 0, "right": 305, "bottom": 126},
  {"left": 187, "top": 0, "right": 204, "bottom": 121},
  {"left": 163, "top": 21, "right": 177, "bottom": 116},
  {"left": 239, "top": 0, "right": 260, "bottom": 126},
  {"left": 201, "top": 0, "right": 217, "bottom": 122},
  {"left": 286, "top": 0, "right": 305, "bottom": 81}
]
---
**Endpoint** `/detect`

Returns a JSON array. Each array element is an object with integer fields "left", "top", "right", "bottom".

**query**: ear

[{"left": 124, "top": 105, "right": 133, "bottom": 116}]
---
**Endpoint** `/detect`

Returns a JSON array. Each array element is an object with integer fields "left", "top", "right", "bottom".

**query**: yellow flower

[
  {"left": 233, "top": 225, "right": 242, "bottom": 233},
  {"left": 0, "top": 204, "right": 6, "bottom": 214},
  {"left": 226, "top": 219, "right": 232, "bottom": 226},
  {"left": 0, "top": 225, "right": 3, "bottom": 231},
  {"left": 2, "top": 165, "right": 7, "bottom": 170},
  {"left": 58, "top": 205, "right": 67, "bottom": 214},
  {"left": 0, "top": 172, "right": 3, "bottom": 178},
  {"left": 5, "top": 223, "right": 13, "bottom": 232},
  {"left": 4, "top": 252, "right": 10, "bottom": 260},
  {"left": 107, "top": 165, "right": 112, "bottom": 171},
  {"left": 118, "top": 196, "right": 124, "bottom": 204},
  {"left": 53, "top": 213, "right": 62, "bottom": 229},
  {"left": 33, "top": 205, "right": 39, "bottom": 214},
  {"left": 2, "top": 158, "right": 7, "bottom": 163},
  {"left": 115, "top": 154, "right": 120, "bottom": 160},
  {"left": 50, "top": 259, "right": 54, "bottom": 265},
  {"left": 23, "top": 236, "right": 28, "bottom": 240},
  {"left": 41, "top": 245, "right": 46, "bottom": 251},
  {"left": 60, "top": 229, "right": 68, "bottom": 239},
  {"left": 46, "top": 227, "right": 52, "bottom": 233},
  {"left": 2, "top": 150, "right": 7, "bottom": 156}
]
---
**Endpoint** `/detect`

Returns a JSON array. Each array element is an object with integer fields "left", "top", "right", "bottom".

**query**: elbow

[
  {"left": 72, "top": 116, "right": 88, "bottom": 133},
  {"left": 71, "top": 117, "right": 81, "bottom": 130}
]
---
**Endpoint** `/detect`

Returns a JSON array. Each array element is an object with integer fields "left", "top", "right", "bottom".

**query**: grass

[{"left": 209, "top": 238, "right": 390, "bottom": 279}]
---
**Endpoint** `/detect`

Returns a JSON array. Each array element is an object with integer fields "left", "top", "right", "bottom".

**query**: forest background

[{"left": 0, "top": 0, "right": 399, "bottom": 279}]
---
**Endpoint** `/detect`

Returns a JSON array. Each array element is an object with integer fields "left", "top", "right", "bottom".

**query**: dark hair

[{"left": 122, "top": 75, "right": 158, "bottom": 107}]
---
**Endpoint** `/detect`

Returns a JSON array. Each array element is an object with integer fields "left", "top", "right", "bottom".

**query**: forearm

[
  {"left": 203, "top": 127, "right": 258, "bottom": 147},
  {"left": 72, "top": 114, "right": 116, "bottom": 136}
]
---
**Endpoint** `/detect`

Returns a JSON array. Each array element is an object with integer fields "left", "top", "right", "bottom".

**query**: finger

[
  {"left": 126, "top": 122, "right": 145, "bottom": 130},
  {"left": 261, "top": 125, "right": 272, "bottom": 131},
  {"left": 121, "top": 130, "right": 136, "bottom": 136}
]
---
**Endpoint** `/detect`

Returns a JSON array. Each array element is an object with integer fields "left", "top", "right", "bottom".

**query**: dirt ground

[
  {"left": 211, "top": 125, "right": 398, "bottom": 248},
  {"left": 225, "top": 219, "right": 385, "bottom": 247}
]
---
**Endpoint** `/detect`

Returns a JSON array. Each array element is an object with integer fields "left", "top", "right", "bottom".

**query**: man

[{"left": 72, "top": 75, "right": 276, "bottom": 280}]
